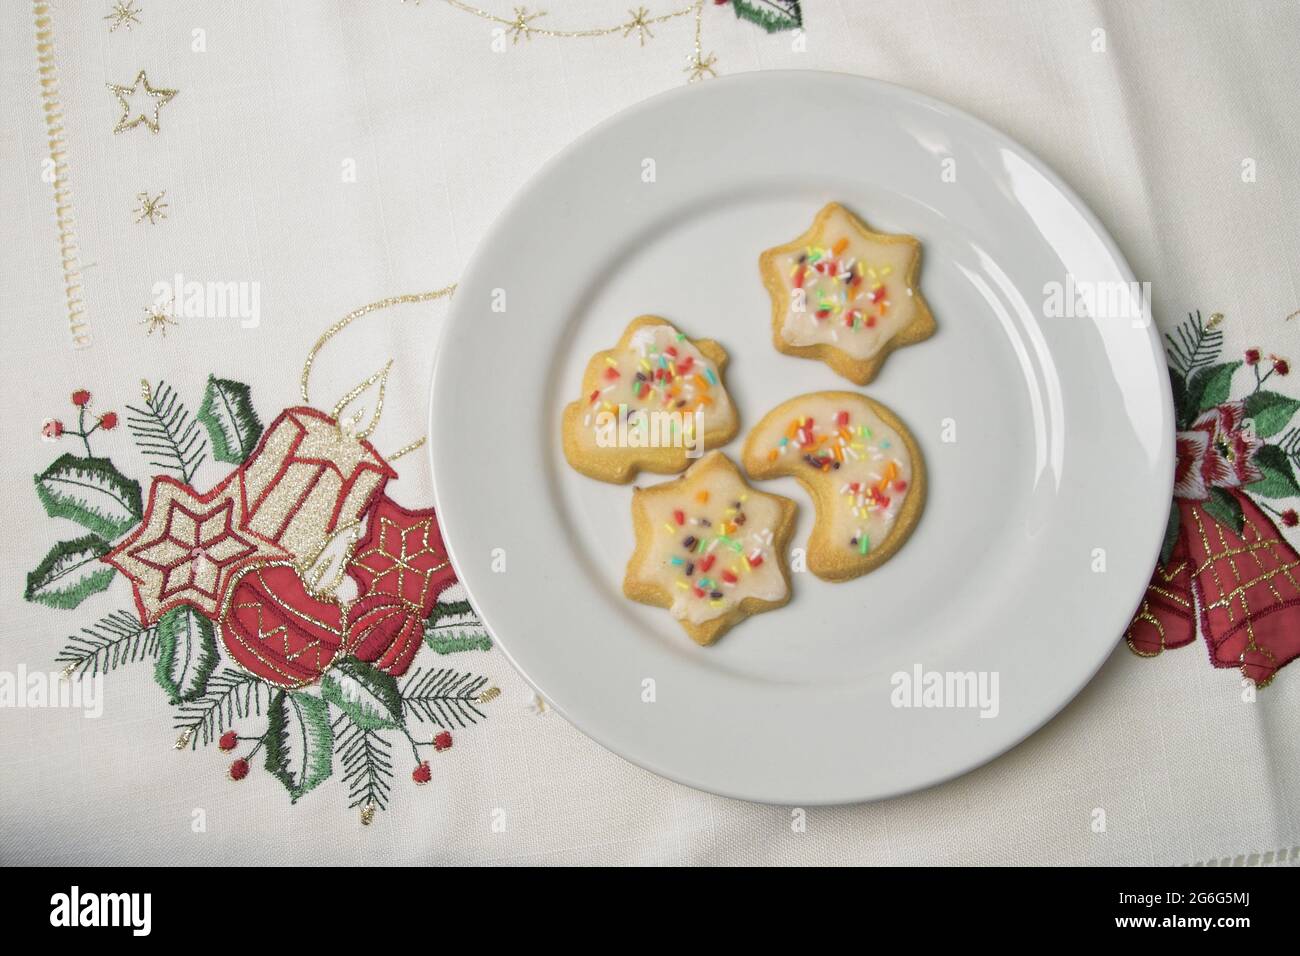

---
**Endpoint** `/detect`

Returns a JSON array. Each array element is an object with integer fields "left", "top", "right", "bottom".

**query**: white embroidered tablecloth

[{"left": 2, "top": 0, "right": 1298, "bottom": 866}]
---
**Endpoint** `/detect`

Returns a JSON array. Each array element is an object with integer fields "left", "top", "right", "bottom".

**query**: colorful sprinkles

[
  {"left": 790, "top": 235, "right": 893, "bottom": 332},
  {"left": 662, "top": 495, "right": 775, "bottom": 612},
  {"left": 766, "top": 407, "right": 909, "bottom": 550},
  {"left": 583, "top": 325, "right": 720, "bottom": 435}
]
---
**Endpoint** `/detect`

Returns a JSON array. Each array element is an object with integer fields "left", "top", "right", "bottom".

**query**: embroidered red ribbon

[{"left": 1127, "top": 491, "right": 1300, "bottom": 686}]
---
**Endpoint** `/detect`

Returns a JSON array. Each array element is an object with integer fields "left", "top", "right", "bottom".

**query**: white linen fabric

[{"left": 1, "top": 0, "right": 1297, "bottom": 866}]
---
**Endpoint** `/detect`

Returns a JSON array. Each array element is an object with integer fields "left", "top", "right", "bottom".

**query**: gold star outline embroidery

[{"left": 107, "top": 70, "right": 177, "bottom": 134}]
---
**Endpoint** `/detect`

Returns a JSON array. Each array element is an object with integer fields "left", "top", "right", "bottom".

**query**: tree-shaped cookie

[
  {"left": 562, "top": 316, "right": 739, "bottom": 483},
  {"left": 743, "top": 392, "right": 924, "bottom": 581},
  {"left": 624, "top": 451, "right": 796, "bottom": 645},
  {"left": 760, "top": 203, "right": 935, "bottom": 384}
]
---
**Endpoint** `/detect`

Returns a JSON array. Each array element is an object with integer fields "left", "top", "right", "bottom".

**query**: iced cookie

[
  {"left": 742, "top": 392, "right": 924, "bottom": 582},
  {"left": 624, "top": 451, "right": 796, "bottom": 645},
  {"left": 760, "top": 203, "right": 935, "bottom": 384},
  {"left": 562, "top": 316, "right": 739, "bottom": 483}
]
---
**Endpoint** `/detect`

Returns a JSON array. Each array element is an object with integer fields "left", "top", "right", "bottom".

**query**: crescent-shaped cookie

[{"left": 742, "top": 391, "right": 924, "bottom": 582}]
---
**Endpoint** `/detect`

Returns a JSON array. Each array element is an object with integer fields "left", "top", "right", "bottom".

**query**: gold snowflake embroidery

[
  {"left": 104, "top": 0, "right": 142, "bottom": 32},
  {"left": 623, "top": 7, "right": 654, "bottom": 46},
  {"left": 134, "top": 190, "right": 168, "bottom": 224},
  {"left": 141, "top": 298, "right": 178, "bottom": 336}
]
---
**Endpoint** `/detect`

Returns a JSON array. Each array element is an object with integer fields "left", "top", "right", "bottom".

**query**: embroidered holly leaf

[
  {"left": 196, "top": 375, "right": 263, "bottom": 464},
  {"left": 24, "top": 535, "right": 115, "bottom": 609},
  {"left": 400, "top": 666, "right": 491, "bottom": 728},
  {"left": 335, "top": 712, "right": 392, "bottom": 814},
  {"left": 153, "top": 606, "right": 219, "bottom": 704},
  {"left": 423, "top": 597, "right": 491, "bottom": 654},
  {"left": 264, "top": 690, "right": 334, "bottom": 802},
  {"left": 172, "top": 668, "right": 268, "bottom": 749},
  {"left": 126, "top": 380, "right": 207, "bottom": 484},
  {"left": 1247, "top": 444, "right": 1300, "bottom": 500},
  {"left": 1202, "top": 486, "right": 1245, "bottom": 535},
  {"left": 1159, "top": 502, "right": 1180, "bottom": 566},
  {"left": 1243, "top": 390, "right": 1300, "bottom": 439},
  {"left": 55, "top": 610, "right": 159, "bottom": 679},
  {"left": 34, "top": 454, "right": 143, "bottom": 539},
  {"left": 321, "top": 659, "right": 403, "bottom": 731},
  {"left": 1186, "top": 361, "right": 1240, "bottom": 414},
  {"left": 730, "top": 0, "right": 802, "bottom": 33}
]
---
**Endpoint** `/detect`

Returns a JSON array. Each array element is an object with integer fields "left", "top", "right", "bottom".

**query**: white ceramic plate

[{"left": 430, "top": 72, "right": 1173, "bottom": 804}]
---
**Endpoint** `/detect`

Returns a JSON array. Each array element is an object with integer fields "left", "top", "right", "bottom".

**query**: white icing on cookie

[
  {"left": 775, "top": 205, "right": 920, "bottom": 361},
  {"left": 633, "top": 466, "right": 787, "bottom": 625},
  {"left": 751, "top": 394, "right": 912, "bottom": 555},
  {"left": 577, "top": 322, "right": 734, "bottom": 452}
]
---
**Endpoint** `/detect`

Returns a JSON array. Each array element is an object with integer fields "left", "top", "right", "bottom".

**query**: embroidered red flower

[
  {"left": 98, "top": 411, "right": 118, "bottom": 430},
  {"left": 41, "top": 419, "right": 63, "bottom": 439},
  {"left": 434, "top": 731, "right": 453, "bottom": 752},
  {"left": 412, "top": 761, "right": 431, "bottom": 785},
  {"left": 229, "top": 758, "right": 249, "bottom": 781},
  {"left": 71, "top": 389, "right": 91, "bottom": 407},
  {"left": 1244, "top": 348, "right": 1261, "bottom": 366},
  {"left": 1283, "top": 509, "right": 1299, "bottom": 528},
  {"left": 1174, "top": 401, "right": 1262, "bottom": 500},
  {"left": 218, "top": 731, "right": 238, "bottom": 751},
  {"left": 1273, "top": 356, "right": 1291, "bottom": 376}
]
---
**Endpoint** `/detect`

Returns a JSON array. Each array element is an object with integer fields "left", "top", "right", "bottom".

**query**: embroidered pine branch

[
  {"left": 334, "top": 713, "right": 393, "bottom": 813},
  {"left": 55, "top": 610, "right": 159, "bottom": 679},
  {"left": 126, "top": 380, "right": 208, "bottom": 484},
  {"left": 400, "top": 667, "right": 491, "bottom": 728},
  {"left": 730, "top": 0, "right": 802, "bottom": 33},
  {"left": 423, "top": 598, "right": 491, "bottom": 654},
  {"left": 1166, "top": 310, "right": 1224, "bottom": 378},
  {"left": 172, "top": 668, "right": 268, "bottom": 749}
]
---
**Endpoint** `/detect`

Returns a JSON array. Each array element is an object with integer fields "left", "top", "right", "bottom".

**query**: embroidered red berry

[
  {"left": 433, "top": 731, "right": 453, "bottom": 752},
  {"left": 218, "top": 730, "right": 238, "bottom": 751},
  {"left": 98, "top": 411, "right": 119, "bottom": 430},
  {"left": 41, "top": 419, "right": 64, "bottom": 439},
  {"left": 1283, "top": 509, "right": 1299, "bottom": 528},
  {"left": 229, "top": 758, "right": 250, "bottom": 781},
  {"left": 71, "top": 389, "right": 91, "bottom": 406},
  {"left": 412, "top": 761, "right": 431, "bottom": 784},
  {"left": 1273, "top": 356, "right": 1290, "bottom": 376},
  {"left": 1244, "top": 348, "right": 1261, "bottom": 366}
]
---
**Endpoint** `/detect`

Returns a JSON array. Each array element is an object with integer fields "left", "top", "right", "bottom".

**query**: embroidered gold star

[
  {"left": 134, "top": 190, "right": 168, "bottom": 224},
  {"left": 104, "top": 0, "right": 142, "bottom": 32},
  {"left": 623, "top": 7, "right": 654, "bottom": 46},
  {"left": 107, "top": 70, "right": 177, "bottom": 134},
  {"left": 141, "top": 300, "right": 178, "bottom": 336},
  {"left": 684, "top": 50, "right": 717, "bottom": 83},
  {"left": 507, "top": 6, "right": 544, "bottom": 43}
]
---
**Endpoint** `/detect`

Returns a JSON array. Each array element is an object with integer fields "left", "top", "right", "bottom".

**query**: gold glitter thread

[
  {"left": 441, "top": 0, "right": 695, "bottom": 41},
  {"left": 33, "top": 2, "right": 90, "bottom": 349},
  {"left": 106, "top": 69, "right": 177, "bottom": 135},
  {"left": 386, "top": 437, "right": 426, "bottom": 463},
  {"left": 104, "top": 1, "right": 141, "bottom": 32},
  {"left": 332, "top": 361, "right": 392, "bottom": 441},
  {"left": 476, "top": 686, "right": 501, "bottom": 704},
  {"left": 684, "top": 1, "right": 716, "bottom": 82},
  {"left": 300, "top": 287, "right": 456, "bottom": 405}
]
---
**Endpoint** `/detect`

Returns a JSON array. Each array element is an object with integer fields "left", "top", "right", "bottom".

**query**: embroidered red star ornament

[
  {"left": 343, "top": 495, "right": 459, "bottom": 676},
  {"left": 347, "top": 495, "right": 457, "bottom": 613},
  {"left": 103, "top": 474, "right": 290, "bottom": 625}
]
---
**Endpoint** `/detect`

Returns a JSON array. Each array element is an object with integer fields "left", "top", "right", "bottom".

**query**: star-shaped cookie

[
  {"left": 562, "top": 316, "right": 739, "bottom": 483},
  {"left": 624, "top": 451, "right": 796, "bottom": 645},
  {"left": 760, "top": 202, "right": 936, "bottom": 384},
  {"left": 742, "top": 391, "right": 925, "bottom": 581}
]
